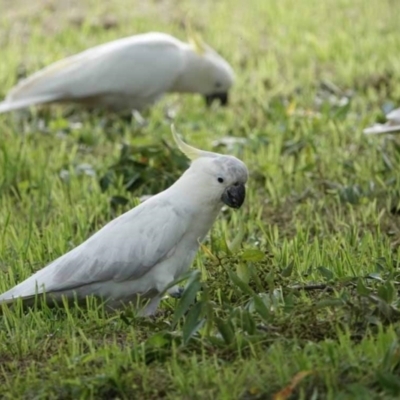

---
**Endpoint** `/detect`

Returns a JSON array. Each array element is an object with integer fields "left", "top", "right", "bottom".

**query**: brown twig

[{"left": 288, "top": 283, "right": 334, "bottom": 292}]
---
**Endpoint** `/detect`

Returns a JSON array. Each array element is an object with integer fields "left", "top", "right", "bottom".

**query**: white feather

[{"left": 363, "top": 107, "right": 400, "bottom": 135}]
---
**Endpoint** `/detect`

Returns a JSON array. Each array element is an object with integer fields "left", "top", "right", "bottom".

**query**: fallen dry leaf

[{"left": 273, "top": 371, "right": 314, "bottom": 400}]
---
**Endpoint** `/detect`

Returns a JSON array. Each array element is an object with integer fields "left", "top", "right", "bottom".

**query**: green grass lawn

[{"left": 1, "top": 0, "right": 400, "bottom": 398}]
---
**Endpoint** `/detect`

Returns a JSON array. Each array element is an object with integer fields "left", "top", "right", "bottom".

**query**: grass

[{"left": 1, "top": 0, "right": 400, "bottom": 398}]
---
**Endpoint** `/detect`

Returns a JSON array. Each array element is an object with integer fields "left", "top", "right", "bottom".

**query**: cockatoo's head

[
  {"left": 173, "top": 30, "right": 235, "bottom": 107},
  {"left": 172, "top": 126, "right": 248, "bottom": 209},
  {"left": 194, "top": 45, "right": 235, "bottom": 107}
]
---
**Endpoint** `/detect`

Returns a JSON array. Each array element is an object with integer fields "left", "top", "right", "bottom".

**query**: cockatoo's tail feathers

[{"left": 171, "top": 124, "right": 216, "bottom": 160}]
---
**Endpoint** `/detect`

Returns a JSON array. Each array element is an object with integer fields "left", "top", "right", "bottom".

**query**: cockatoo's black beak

[
  {"left": 221, "top": 183, "right": 246, "bottom": 209},
  {"left": 204, "top": 92, "right": 229, "bottom": 107}
]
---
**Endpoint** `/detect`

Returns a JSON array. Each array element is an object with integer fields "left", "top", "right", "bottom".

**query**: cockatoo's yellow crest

[
  {"left": 185, "top": 19, "right": 206, "bottom": 55},
  {"left": 171, "top": 124, "right": 215, "bottom": 160}
]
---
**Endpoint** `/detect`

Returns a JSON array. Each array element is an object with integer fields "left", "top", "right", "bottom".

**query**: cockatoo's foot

[
  {"left": 137, "top": 296, "right": 162, "bottom": 317},
  {"left": 167, "top": 285, "right": 185, "bottom": 299}
]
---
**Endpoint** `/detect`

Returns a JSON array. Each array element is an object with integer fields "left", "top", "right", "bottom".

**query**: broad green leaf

[
  {"left": 241, "top": 249, "right": 265, "bottom": 262},
  {"left": 281, "top": 262, "right": 294, "bottom": 277},
  {"left": 182, "top": 302, "right": 204, "bottom": 344},
  {"left": 376, "top": 371, "right": 400, "bottom": 395},
  {"left": 215, "top": 317, "right": 235, "bottom": 345},
  {"left": 173, "top": 272, "right": 202, "bottom": 325},
  {"left": 236, "top": 262, "right": 250, "bottom": 284},
  {"left": 252, "top": 294, "right": 270, "bottom": 320},
  {"left": 240, "top": 310, "right": 256, "bottom": 335},
  {"left": 228, "top": 271, "right": 255, "bottom": 295},
  {"left": 381, "top": 340, "right": 400, "bottom": 372},
  {"left": 356, "top": 278, "right": 370, "bottom": 296},
  {"left": 317, "top": 266, "right": 334, "bottom": 281},
  {"left": 377, "top": 282, "right": 395, "bottom": 303}
]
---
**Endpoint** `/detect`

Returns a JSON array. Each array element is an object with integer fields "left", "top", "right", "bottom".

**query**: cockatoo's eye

[
  {"left": 217, "top": 177, "right": 224, "bottom": 183},
  {"left": 215, "top": 81, "right": 222, "bottom": 88}
]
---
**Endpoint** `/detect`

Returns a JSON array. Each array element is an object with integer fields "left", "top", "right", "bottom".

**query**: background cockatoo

[
  {"left": 364, "top": 107, "right": 400, "bottom": 135},
  {"left": 0, "top": 126, "right": 248, "bottom": 316},
  {"left": 0, "top": 32, "right": 235, "bottom": 115}
]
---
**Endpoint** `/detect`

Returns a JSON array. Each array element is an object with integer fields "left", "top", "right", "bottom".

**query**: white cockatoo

[
  {"left": 364, "top": 107, "right": 400, "bottom": 135},
  {"left": 0, "top": 31, "right": 234, "bottom": 115},
  {"left": 0, "top": 126, "right": 248, "bottom": 316}
]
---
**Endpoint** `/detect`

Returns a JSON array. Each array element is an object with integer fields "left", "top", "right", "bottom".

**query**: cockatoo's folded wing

[
  {"left": 0, "top": 33, "right": 184, "bottom": 113},
  {"left": 0, "top": 198, "right": 188, "bottom": 302}
]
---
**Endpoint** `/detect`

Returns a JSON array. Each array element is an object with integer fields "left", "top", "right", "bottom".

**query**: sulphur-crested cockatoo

[
  {"left": 0, "top": 126, "right": 248, "bottom": 316},
  {"left": 364, "top": 107, "right": 400, "bottom": 135},
  {"left": 0, "top": 32, "right": 234, "bottom": 115}
]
